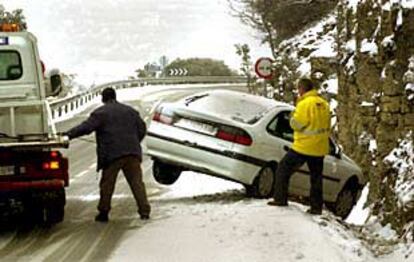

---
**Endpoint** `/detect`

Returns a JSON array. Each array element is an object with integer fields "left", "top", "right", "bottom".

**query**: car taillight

[
  {"left": 216, "top": 126, "right": 252, "bottom": 146},
  {"left": 152, "top": 109, "right": 174, "bottom": 125},
  {"left": 50, "top": 151, "right": 59, "bottom": 158},
  {"left": 234, "top": 134, "right": 253, "bottom": 145},
  {"left": 42, "top": 161, "right": 60, "bottom": 170}
]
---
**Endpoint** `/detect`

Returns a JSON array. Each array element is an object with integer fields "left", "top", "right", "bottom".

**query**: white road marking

[
  {"left": 76, "top": 170, "right": 89, "bottom": 178},
  {"left": 142, "top": 160, "right": 153, "bottom": 174},
  {"left": 88, "top": 163, "right": 97, "bottom": 170}
]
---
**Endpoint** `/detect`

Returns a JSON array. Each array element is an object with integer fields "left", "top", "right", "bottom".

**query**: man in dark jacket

[{"left": 66, "top": 87, "right": 150, "bottom": 222}]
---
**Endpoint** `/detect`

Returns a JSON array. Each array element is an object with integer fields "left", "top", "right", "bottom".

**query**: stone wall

[{"left": 336, "top": 0, "right": 414, "bottom": 230}]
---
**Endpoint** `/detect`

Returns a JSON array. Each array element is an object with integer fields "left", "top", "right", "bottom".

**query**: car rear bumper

[{"left": 146, "top": 132, "right": 262, "bottom": 185}]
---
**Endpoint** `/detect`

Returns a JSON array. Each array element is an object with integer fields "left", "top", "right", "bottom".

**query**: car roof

[{"left": 174, "top": 89, "right": 291, "bottom": 125}]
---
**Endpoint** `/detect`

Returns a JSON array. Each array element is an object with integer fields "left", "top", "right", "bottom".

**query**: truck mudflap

[{"left": 0, "top": 179, "right": 65, "bottom": 191}]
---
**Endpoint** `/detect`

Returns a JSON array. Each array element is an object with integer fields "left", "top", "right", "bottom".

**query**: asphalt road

[{"left": 0, "top": 84, "right": 246, "bottom": 262}]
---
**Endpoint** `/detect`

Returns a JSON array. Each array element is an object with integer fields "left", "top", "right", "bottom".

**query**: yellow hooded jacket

[{"left": 290, "top": 89, "right": 331, "bottom": 156}]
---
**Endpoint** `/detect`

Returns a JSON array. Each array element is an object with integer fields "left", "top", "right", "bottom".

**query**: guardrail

[{"left": 48, "top": 76, "right": 247, "bottom": 120}]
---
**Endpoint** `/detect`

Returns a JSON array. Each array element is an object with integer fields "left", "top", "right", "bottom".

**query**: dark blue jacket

[{"left": 67, "top": 101, "right": 146, "bottom": 170}]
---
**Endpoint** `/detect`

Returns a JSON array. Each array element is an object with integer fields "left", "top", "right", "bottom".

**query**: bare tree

[
  {"left": 228, "top": 0, "right": 338, "bottom": 57},
  {"left": 235, "top": 43, "right": 257, "bottom": 93}
]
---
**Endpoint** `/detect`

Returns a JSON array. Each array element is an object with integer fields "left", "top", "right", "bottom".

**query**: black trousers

[{"left": 273, "top": 149, "right": 324, "bottom": 211}]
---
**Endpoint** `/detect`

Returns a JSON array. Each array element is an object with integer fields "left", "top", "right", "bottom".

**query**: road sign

[
  {"left": 254, "top": 57, "right": 274, "bottom": 80},
  {"left": 169, "top": 68, "right": 188, "bottom": 76}
]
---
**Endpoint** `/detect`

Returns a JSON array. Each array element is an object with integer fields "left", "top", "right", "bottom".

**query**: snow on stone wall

[
  {"left": 404, "top": 56, "right": 414, "bottom": 100},
  {"left": 384, "top": 132, "right": 414, "bottom": 207}
]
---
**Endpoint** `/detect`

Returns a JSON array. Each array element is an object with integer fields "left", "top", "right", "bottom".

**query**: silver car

[{"left": 146, "top": 89, "right": 366, "bottom": 218}]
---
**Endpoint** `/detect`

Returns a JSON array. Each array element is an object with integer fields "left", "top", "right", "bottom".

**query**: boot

[{"left": 95, "top": 212, "right": 109, "bottom": 222}]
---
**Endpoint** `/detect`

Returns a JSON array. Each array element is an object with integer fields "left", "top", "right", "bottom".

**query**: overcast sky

[{"left": 1, "top": 0, "right": 270, "bottom": 85}]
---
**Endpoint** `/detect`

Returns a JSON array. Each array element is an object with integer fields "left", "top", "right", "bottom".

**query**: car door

[
  {"left": 262, "top": 110, "right": 308, "bottom": 195},
  {"left": 321, "top": 139, "right": 346, "bottom": 201},
  {"left": 263, "top": 111, "right": 342, "bottom": 200}
]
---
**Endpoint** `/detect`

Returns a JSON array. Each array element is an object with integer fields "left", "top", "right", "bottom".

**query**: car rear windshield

[
  {"left": 0, "top": 51, "right": 23, "bottom": 80},
  {"left": 182, "top": 91, "right": 276, "bottom": 124}
]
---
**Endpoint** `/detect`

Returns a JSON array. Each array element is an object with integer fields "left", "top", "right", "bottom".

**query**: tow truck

[{"left": 0, "top": 24, "right": 69, "bottom": 225}]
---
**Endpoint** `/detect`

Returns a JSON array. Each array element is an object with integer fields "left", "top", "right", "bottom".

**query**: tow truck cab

[{"left": 0, "top": 25, "right": 69, "bottom": 225}]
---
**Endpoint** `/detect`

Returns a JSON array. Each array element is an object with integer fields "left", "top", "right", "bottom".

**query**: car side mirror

[
  {"left": 50, "top": 74, "right": 62, "bottom": 95},
  {"left": 45, "top": 69, "right": 63, "bottom": 97}
]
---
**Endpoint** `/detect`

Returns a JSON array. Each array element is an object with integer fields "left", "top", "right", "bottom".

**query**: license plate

[
  {"left": 0, "top": 166, "right": 15, "bottom": 176},
  {"left": 175, "top": 119, "right": 217, "bottom": 135}
]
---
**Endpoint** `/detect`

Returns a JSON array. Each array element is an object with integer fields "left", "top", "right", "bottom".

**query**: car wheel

[
  {"left": 247, "top": 166, "right": 275, "bottom": 198},
  {"left": 152, "top": 160, "right": 181, "bottom": 185},
  {"left": 328, "top": 182, "right": 359, "bottom": 219}
]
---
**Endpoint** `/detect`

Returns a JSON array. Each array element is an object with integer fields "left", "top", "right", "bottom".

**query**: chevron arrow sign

[{"left": 169, "top": 68, "right": 188, "bottom": 76}]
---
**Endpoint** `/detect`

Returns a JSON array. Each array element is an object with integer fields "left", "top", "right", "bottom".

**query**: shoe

[
  {"left": 267, "top": 200, "right": 288, "bottom": 206},
  {"left": 306, "top": 208, "right": 322, "bottom": 215},
  {"left": 140, "top": 214, "right": 150, "bottom": 220},
  {"left": 95, "top": 212, "right": 109, "bottom": 222}
]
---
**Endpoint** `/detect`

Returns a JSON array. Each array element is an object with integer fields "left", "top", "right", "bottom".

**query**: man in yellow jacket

[{"left": 268, "top": 78, "right": 331, "bottom": 215}]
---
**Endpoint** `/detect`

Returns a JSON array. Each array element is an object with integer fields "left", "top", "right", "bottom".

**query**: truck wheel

[
  {"left": 152, "top": 160, "right": 181, "bottom": 185},
  {"left": 246, "top": 166, "right": 275, "bottom": 198},
  {"left": 43, "top": 188, "right": 66, "bottom": 225},
  {"left": 24, "top": 201, "right": 44, "bottom": 225}
]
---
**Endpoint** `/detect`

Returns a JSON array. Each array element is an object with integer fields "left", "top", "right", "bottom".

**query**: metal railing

[{"left": 48, "top": 76, "right": 247, "bottom": 120}]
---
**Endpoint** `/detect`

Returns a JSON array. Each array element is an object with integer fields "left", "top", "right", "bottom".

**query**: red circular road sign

[{"left": 254, "top": 57, "right": 274, "bottom": 80}]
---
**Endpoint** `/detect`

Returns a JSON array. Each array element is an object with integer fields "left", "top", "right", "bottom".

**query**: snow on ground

[
  {"left": 109, "top": 172, "right": 374, "bottom": 262},
  {"left": 108, "top": 170, "right": 414, "bottom": 262},
  {"left": 346, "top": 185, "right": 370, "bottom": 225}
]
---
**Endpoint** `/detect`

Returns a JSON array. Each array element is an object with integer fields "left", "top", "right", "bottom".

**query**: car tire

[
  {"left": 246, "top": 166, "right": 275, "bottom": 198},
  {"left": 152, "top": 160, "right": 182, "bottom": 185},
  {"left": 327, "top": 181, "right": 359, "bottom": 219}
]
